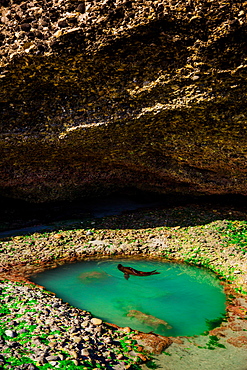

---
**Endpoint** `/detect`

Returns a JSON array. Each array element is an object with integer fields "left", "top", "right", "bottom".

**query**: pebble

[
  {"left": 72, "top": 336, "right": 81, "bottom": 343},
  {"left": 91, "top": 317, "right": 102, "bottom": 326},
  {"left": 20, "top": 23, "right": 31, "bottom": 32},
  {"left": 69, "top": 350, "right": 78, "bottom": 359},
  {"left": 49, "top": 361, "right": 58, "bottom": 366},
  {"left": 76, "top": 3, "right": 85, "bottom": 13},
  {"left": 18, "top": 328, "right": 28, "bottom": 334},
  {"left": 46, "top": 355, "right": 60, "bottom": 362},
  {"left": 81, "top": 348, "right": 90, "bottom": 356},
  {"left": 58, "top": 19, "right": 68, "bottom": 28},
  {"left": 5, "top": 330, "right": 16, "bottom": 338},
  {"left": 122, "top": 327, "right": 132, "bottom": 333}
]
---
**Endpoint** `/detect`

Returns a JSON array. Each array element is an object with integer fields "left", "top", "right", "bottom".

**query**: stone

[
  {"left": 103, "top": 337, "right": 112, "bottom": 344},
  {"left": 20, "top": 365, "right": 37, "bottom": 370},
  {"left": 40, "top": 19, "right": 48, "bottom": 27},
  {"left": 4, "top": 330, "right": 16, "bottom": 338},
  {"left": 18, "top": 328, "right": 28, "bottom": 334},
  {"left": 76, "top": 3, "right": 85, "bottom": 13},
  {"left": 91, "top": 318, "right": 102, "bottom": 326},
  {"left": 81, "top": 348, "right": 90, "bottom": 356},
  {"left": 58, "top": 19, "right": 68, "bottom": 28},
  {"left": 72, "top": 336, "right": 81, "bottom": 344},
  {"left": 122, "top": 327, "right": 132, "bottom": 334},
  {"left": 20, "top": 23, "right": 31, "bottom": 31},
  {"left": 49, "top": 361, "right": 58, "bottom": 367},
  {"left": 81, "top": 321, "right": 90, "bottom": 327},
  {"left": 68, "top": 350, "right": 78, "bottom": 359},
  {"left": 46, "top": 355, "right": 60, "bottom": 361}
]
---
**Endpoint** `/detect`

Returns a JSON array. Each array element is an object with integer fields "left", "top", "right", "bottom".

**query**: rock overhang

[{"left": 0, "top": 0, "right": 247, "bottom": 202}]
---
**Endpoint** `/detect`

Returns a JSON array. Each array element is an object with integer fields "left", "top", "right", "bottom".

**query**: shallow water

[{"left": 32, "top": 260, "right": 226, "bottom": 336}]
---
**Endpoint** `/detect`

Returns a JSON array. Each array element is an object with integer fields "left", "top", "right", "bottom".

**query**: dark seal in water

[{"left": 117, "top": 264, "right": 160, "bottom": 280}]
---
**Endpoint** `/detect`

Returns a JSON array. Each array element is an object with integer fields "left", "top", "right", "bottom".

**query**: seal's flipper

[{"left": 124, "top": 273, "right": 130, "bottom": 280}]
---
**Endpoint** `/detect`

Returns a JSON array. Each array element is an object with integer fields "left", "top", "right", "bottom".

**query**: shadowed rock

[{"left": 0, "top": 1, "right": 247, "bottom": 202}]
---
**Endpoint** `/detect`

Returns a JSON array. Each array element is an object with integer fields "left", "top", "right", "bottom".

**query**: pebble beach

[{"left": 0, "top": 279, "right": 148, "bottom": 369}]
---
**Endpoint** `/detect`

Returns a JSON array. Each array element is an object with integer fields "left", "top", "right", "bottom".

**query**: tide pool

[{"left": 31, "top": 259, "right": 226, "bottom": 336}]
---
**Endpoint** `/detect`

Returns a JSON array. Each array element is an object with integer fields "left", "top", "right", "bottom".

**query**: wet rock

[
  {"left": 122, "top": 327, "right": 132, "bottom": 334},
  {"left": 133, "top": 333, "right": 172, "bottom": 354}
]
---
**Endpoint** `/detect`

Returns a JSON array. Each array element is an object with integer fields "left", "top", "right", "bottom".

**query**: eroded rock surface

[
  {"left": 133, "top": 332, "right": 173, "bottom": 354},
  {"left": 1, "top": 0, "right": 247, "bottom": 201}
]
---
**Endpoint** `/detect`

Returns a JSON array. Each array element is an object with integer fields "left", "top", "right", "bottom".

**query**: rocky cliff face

[{"left": 1, "top": 0, "right": 247, "bottom": 202}]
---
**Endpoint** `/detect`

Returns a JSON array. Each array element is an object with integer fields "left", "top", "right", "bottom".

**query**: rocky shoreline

[
  {"left": 0, "top": 280, "right": 154, "bottom": 369},
  {"left": 1, "top": 203, "right": 247, "bottom": 369}
]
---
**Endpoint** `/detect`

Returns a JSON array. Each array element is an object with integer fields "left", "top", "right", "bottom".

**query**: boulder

[{"left": 0, "top": 1, "right": 247, "bottom": 202}]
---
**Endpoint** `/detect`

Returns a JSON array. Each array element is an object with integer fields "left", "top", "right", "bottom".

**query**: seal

[{"left": 117, "top": 264, "right": 160, "bottom": 280}]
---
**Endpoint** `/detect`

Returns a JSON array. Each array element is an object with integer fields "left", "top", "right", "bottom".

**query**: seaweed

[
  {"left": 205, "top": 314, "right": 227, "bottom": 331},
  {"left": 197, "top": 335, "right": 226, "bottom": 350}
]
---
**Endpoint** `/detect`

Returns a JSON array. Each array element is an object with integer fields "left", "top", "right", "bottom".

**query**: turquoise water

[{"left": 32, "top": 259, "right": 226, "bottom": 336}]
